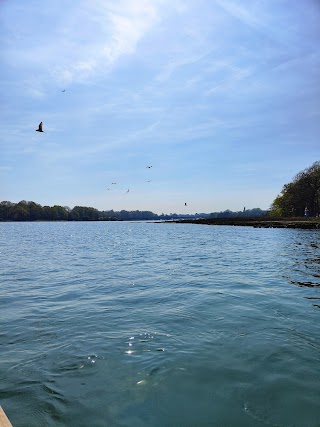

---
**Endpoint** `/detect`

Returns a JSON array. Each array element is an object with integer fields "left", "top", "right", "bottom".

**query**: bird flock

[{"left": 35, "top": 93, "right": 188, "bottom": 207}]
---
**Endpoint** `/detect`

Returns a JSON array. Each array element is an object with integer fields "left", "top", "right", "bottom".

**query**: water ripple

[{"left": 1, "top": 222, "right": 320, "bottom": 426}]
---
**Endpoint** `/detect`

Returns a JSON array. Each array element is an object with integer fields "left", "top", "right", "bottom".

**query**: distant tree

[
  {"left": 9, "top": 201, "right": 30, "bottom": 221},
  {"left": 51, "top": 205, "right": 68, "bottom": 220},
  {"left": 271, "top": 161, "right": 320, "bottom": 217},
  {"left": 27, "top": 201, "right": 44, "bottom": 220},
  {"left": 217, "top": 210, "right": 232, "bottom": 218},
  {"left": 70, "top": 206, "right": 99, "bottom": 221},
  {"left": 209, "top": 208, "right": 266, "bottom": 219},
  {"left": 246, "top": 208, "right": 264, "bottom": 217},
  {"left": 100, "top": 209, "right": 121, "bottom": 220},
  {"left": 0, "top": 201, "right": 14, "bottom": 220},
  {"left": 42, "top": 206, "right": 52, "bottom": 220}
]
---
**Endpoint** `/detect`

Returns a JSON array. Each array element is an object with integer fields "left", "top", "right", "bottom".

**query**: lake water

[{"left": 1, "top": 221, "right": 320, "bottom": 427}]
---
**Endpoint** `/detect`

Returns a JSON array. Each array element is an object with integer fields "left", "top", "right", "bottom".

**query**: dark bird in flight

[
  {"left": 185, "top": 203, "right": 187, "bottom": 206},
  {"left": 146, "top": 180, "right": 152, "bottom": 182},
  {"left": 126, "top": 189, "right": 129, "bottom": 193},
  {"left": 36, "top": 122, "right": 44, "bottom": 132},
  {"left": 61, "top": 90, "right": 66, "bottom": 92},
  {"left": 111, "top": 182, "right": 117, "bottom": 184},
  {"left": 146, "top": 166, "right": 152, "bottom": 168}
]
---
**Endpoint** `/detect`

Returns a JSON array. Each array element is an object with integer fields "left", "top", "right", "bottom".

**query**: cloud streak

[
  {"left": 52, "top": 0, "right": 166, "bottom": 83},
  {"left": 2, "top": 0, "right": 169, "bottom": 85}
]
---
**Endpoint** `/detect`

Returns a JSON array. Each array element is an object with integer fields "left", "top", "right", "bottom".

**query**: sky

[{"left": 1, "top": 0, "right": 319, "bottom": 214}]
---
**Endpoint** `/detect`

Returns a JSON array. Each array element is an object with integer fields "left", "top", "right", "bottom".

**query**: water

[{"left": 0, "top": 222, "right": 319, "bottom": 427}]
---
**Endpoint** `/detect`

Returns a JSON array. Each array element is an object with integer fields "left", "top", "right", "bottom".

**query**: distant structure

[{"left": 243, "top": 207, "right": 246, "bottom": 212}]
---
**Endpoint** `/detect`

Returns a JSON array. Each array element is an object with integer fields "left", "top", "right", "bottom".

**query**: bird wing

[{"left": 39, "top": 122, "right": 43, "bottom": 131}]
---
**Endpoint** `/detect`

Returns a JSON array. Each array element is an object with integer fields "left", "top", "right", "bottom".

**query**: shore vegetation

[{"left": 270, "top": 161, "right": 320, "bottom": 217}]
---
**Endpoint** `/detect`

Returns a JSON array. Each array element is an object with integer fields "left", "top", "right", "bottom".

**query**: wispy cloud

[
  {"left": 1, "top": 0, "right": 318, "bottom": 213},
  {"left": 51, "top": 0, "right": 166, "bottom": 83},
  {"left": 215, "top": 0, "right": 267, "bottom": 33},
  {"left": 2, "top": 0, "right": 169, "bottom": 86}
]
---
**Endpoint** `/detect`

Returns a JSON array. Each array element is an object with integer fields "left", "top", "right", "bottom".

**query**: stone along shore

[{"left": 167, "top": 218, "right": 320, "bottom": 229}]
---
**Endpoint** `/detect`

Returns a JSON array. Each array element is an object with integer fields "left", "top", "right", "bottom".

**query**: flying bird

[
  {"left": 111, "top": 182, "right": 117, "bottom": 185},
  {"left": 185, "top": 203, "right": 187, "bottom": 206},
  {"left": 36, "top": 122, "right": 44, "bottom": 132},
  {"left": 146, "top": 180, "right": 152, "bottom": 183},
  {"left": 146, "top": 166, "right": 152, "bottom": 168},
  {"left": 126, "top": 189, "right": 130, "bottom": 193},
  {"left": 61, "top": 90, "right": 66, "bottom": 92}
]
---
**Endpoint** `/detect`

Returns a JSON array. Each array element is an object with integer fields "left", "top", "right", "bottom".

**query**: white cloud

[
  {"left": 52, "top": 0, "right": 166, "bottom": 83},
  {"left": 2, "top": 0, "right": 169, "bottom": 85},
  {"left": 214, "top": 0, "right": 265, "bottom": 32}
]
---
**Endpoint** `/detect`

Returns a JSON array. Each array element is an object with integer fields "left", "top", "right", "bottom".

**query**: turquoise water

[{"left": 1, "top": 222, "right": 320, "bottom": 427}]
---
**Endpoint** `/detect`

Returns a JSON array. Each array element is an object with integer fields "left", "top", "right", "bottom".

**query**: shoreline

[{"left": 165, "top": 218, "right": 320, "bottom": 229}]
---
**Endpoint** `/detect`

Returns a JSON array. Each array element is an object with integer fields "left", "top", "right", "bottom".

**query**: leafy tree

[
  {"left": 27, "top": 201, "right": 44, "bottom": 220},
  {"left": 42, "top": 206, "right": 52, "bottom": 220},
  {"left": 271, "top": 161, "right": 320, "bottom": 217},
  {"left": 9, "top": 202, "right": 30, "bottom": 221},
  {"left": 51, "top": 205, "right": 69, "bottom": 220},
  {"left": 0, "top": 201, "right": 14, "bottom": 220},
  {"left": 69, "top": 206, "right": 99, "bottom": 221}
]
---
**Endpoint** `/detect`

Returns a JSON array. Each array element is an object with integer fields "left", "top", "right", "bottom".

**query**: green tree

[
  {"left": 51, "top": 205, "right": 69, "bottom": 220},
  {"left": 9, "top": 202, "right": 30, "bottom": 221},
  {"left": 27, "top": 201, "right": 44, "bottom": 220},
  {"left": 69, "top": 206, "right": 99, "bottom": 221},
  {"left": 271, "top": 161, "right": 320, "bottom": 217},
  {"left": 0, "top": 201, "right": 14, "bottom": 220},
  {"left": 42, "top": 206, "right": 52, "bottom": 220}
]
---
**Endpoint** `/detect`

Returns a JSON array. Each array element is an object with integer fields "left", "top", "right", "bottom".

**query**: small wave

[
  {"left": 290, "top": 280, "right": 320, "bottom": 288},
  {"left": 243, "top": 402, "right": 281, "bottom": 426}
]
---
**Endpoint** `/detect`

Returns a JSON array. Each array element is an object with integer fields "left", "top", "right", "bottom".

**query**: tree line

[
  {"left": 3, "top": 158, "right": 319, "bottom": 223},
  {"left": 270, "top": 161, "right": 320, "bottom": 217},
  {"left": 0, "top": 200, "right": 268, "bottom": 222},
  {"left": 208, "top": 208, "right": 266, "bottom": 218},
  {"left": 0, "top": 201, "right": 160, "bottom": 221}
]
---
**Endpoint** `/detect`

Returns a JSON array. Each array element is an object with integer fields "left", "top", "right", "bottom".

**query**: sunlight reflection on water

[{"left": 0, "top": 222, "right": 319, "bottom": 426}]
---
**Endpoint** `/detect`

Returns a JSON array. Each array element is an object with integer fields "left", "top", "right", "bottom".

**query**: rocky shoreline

[{"left": 166, "top": 218, "right": 320, "bottom": 229}]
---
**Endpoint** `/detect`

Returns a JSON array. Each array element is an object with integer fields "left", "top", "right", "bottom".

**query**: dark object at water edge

[{"left": 167, "top": 218, "right": 320, "bottom": 229}]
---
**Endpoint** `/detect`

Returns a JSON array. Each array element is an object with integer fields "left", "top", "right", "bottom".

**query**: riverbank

[{"left": 166, "top": 217, "right": 320, "bottom": 229}]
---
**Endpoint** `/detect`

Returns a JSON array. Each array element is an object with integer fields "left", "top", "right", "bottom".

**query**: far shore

[{"left": 165, "top": 217, "right": 320, "bottom": 229}]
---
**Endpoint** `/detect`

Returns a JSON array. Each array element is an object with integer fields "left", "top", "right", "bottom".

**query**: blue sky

[{"left": 1, "top": 0, "right": 319, "bottom": 214}]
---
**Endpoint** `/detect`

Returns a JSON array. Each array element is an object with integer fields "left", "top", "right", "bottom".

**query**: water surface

[{"left": 1, "top": 222, "right": 319, "bottom": 426}]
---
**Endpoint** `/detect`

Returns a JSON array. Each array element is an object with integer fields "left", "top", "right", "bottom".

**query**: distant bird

[
  {"left": 36, "top": 122, "right": 44, "bottom": 132},
  {"left": 126, "top": 189, "right": 129, "bottom": 193},
  {"left": 146, "top": 166, "right": 152, "bottom": 168},
  {"left": 111, "top": 182, "right": 117, "bottom": 185},
  {"left": 61, "top": 89, "right": 66, "bottom": 92},
  {"left": 185, "top": 203, "right": 187, "bottom": 206},
  {"left": 107, "top": 188, "right": 111, "bottom": 190},
  {"left": 146, "top": 180, "right": 152, "bottom": 183}
]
